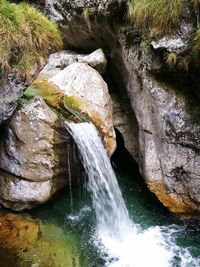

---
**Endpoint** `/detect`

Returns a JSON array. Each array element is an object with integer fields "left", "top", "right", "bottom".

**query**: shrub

[
  {"left": 0, "top": 0, "right": 62, "bottom": 77},
  {"left": 129, "top": 0, "right": 183, "bottom": 36}
]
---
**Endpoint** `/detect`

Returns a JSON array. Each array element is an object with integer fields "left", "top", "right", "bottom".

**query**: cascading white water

[
  {"left": 66, "top": 122, "right": 200, "bottom": 267},
  {"left": 67, "top": 121, "right": 132, "bottom": 241}
]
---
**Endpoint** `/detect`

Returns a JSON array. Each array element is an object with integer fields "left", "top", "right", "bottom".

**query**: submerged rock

[
  {"left": 0, "top": 97, "right": 83, "bottom": 210},
  {"left": 0, "top": 212, "right": 84, "bottom": 267}
]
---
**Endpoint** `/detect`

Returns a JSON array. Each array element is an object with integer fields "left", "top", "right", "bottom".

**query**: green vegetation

[
  {"left": 129, "top": 0, "right": 182, "bottom": 36},
  {"left": 24, "top": 80, "right": 88, "bottom": 123},
  {"left": 0, "top": 0, "right": 62, "bottom": 77},
  {"left": 128, "top": 0, "right": 200, "bottom": 68}
]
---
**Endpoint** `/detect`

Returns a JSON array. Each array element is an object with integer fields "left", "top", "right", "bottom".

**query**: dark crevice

[{"left": 111, "top": 128, "right": 138, "bottom": 173}]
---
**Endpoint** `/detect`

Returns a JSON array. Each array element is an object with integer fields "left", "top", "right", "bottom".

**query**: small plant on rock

[{"left": 165, "top": 52, "right": 177, "bottom": 67}]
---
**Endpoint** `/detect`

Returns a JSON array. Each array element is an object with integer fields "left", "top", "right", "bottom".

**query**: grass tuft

[
  {"left": 129, "top": 0, "right": 183, "bottom": 36},
  {"left": 0, "top": 0, "right": 63, "bottom": 77},
  {"left": 165, "top": 52, "right": 177, "bottom": 67}
]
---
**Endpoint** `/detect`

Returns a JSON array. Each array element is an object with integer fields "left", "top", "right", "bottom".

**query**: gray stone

[
  {"left": 0, "top": 75, "right": 25, "bottom": 125},
  {"left": 151, "top": 22, "right": 193, "bottom": 54},
  {"left": 0, "top": 97, "right": 82, "bottom": 210},
  {"left": 111, "top": 92, "right": 139, "bottom": 162},
  {"left": 0, "top": 170, "right": 67, "bottom": 211},
  {"left": 37, "top": 48, "right": 107, "bottom": 80},
  {"left": 0, "top": 61, "right": 46, "bottom": 125},
  {"left": 112, "top": 46, "right": 200, "bottom": 214}
]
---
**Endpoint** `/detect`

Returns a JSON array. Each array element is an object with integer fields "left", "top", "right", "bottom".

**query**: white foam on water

[
  {"left": 66, "top": 122, "right": 200, "bottom": 267},
  {"left": 97, "top": 225, "right": 200, "bottom": 267},
  {"left": 66, "top": 206, "right": 91, "bottom": 222}
]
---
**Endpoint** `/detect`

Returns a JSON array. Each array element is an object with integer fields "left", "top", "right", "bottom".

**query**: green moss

[
  {"left": 0, "top": 0, "right": 63, "bottom": 77},
  {"left": 63, "top": 95, "right": 89, "bottom": 122},
  {"left": 129, "top": 0, "right": 182, "bottom": 36},
  {"left": 140, "top": 38, "right": 150, "bottom": 48},
  {"left": 25, "top": 80, "right": 64, "bottom": 107},
  {"left": 64, "top": 96, "right": 81, "bottom": 111},
  {"left": 24, "top": 80, "right": 88, "bottom": 123}
]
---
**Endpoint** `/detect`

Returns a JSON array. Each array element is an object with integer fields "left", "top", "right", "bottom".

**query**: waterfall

[
  {"left": 66, "top": 122, "right": 200, "bottom": 267},
  {"left": 66, "top": 121, "right": 132, "bottom": 241}
]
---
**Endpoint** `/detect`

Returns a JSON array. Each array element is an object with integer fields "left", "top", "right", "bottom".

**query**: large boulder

[
  {"left": 0, "top": 97, "right": 82, "bottom": 210},
  {"left": 27, "top": 60, "right": 116, "bottom": 155}
]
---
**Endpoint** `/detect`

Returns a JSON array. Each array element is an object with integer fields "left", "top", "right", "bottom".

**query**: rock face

[
  {"left": 111, "top": 91, "right": 139, "bottom": 162},
  {"left": 0, "top": 75, "right": 26, "bottom": 125},
  {"left": 111, "top": 36, "right": 200, "bottom": 215},
  {"left": 0, "top": 47, "right": 115, "bottom": 210},
  {"left": 0, "top": 97, "right": 83, "bottom": 210},
  {"left": 44, "top": 0, "right": 200, "bottom": 215},
  {"left": 0, "top": 63, "right": 46, "bottom": 126}
]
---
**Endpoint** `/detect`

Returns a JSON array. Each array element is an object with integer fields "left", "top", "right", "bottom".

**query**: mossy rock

[
  {"left": 24, "top": 80, "right": 89, "bottom": 123},
  {"left": 25, "top": 80, "right": 64, "bottom": 107}
]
